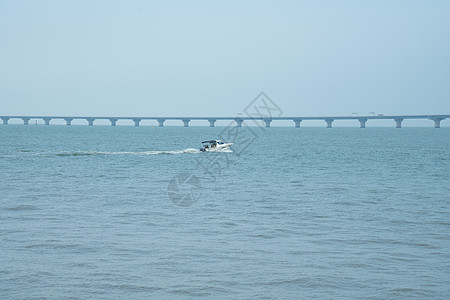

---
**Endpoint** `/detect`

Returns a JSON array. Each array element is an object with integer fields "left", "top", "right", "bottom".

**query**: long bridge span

[{"left": 0, "top": 115, "right": 449, "bottom": 128}]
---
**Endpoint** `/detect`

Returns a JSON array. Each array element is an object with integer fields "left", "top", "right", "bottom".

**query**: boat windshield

[{"left": 202, "top": 140, "right": 219, "bottom": 145}]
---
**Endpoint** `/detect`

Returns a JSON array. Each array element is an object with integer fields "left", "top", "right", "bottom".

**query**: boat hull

[{"left": 200, "top": 143, "right": 233, "bottom": 152}]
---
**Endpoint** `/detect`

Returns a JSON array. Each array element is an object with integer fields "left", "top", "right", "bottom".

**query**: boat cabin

[{"left": 201, "top": 140, "right": 224, "bottom": 149}]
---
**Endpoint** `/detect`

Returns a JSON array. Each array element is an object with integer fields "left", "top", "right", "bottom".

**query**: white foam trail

[
  {"left": 50, "top": 147, "right": 234, "bottom": 156},
  {"left": 141, "top": 148, "right": 201, "bottom": 155},
  {"left": 52, "top": 148, "right": 233, "bottom": 156},
  {"left": 203, "top": 148, "right": 233, "bottom": 153}
]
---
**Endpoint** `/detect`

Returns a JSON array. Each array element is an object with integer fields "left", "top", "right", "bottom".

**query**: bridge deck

[{"left": 1, "top": 115, "right": 449, "bottom": 128}]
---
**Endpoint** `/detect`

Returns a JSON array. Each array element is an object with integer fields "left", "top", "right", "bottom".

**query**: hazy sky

[{"left": 1, "top": 0, "right": 449, "bottom": 117}]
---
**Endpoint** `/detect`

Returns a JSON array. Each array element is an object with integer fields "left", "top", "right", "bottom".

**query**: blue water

[{"left": 1, "top": 125, "right": 449, "bottom": 299}]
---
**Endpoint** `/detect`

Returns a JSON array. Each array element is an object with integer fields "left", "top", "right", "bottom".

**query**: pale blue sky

[{"left": 1, "top": 0, "right": 449, "bottom": 117}]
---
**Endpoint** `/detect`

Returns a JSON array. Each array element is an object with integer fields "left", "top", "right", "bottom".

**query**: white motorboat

[{"left": 200, "top": 140, "right": 233, "bottom": 152}]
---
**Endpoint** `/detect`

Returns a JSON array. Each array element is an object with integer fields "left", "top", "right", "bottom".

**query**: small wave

[{"left": 4, "top": 205, "right": 40, "bottom": 211}]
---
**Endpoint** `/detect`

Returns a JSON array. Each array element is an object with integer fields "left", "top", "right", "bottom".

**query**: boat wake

[{"left": 52, "top": 148, "right": 232, "bottom": 156}]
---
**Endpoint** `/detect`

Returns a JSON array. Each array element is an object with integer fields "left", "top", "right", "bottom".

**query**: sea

[{"left": 1, "top": 125, "right": 449, "bottom": 299}]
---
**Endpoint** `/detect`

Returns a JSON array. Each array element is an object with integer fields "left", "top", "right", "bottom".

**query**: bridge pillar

[
  {"left": 109, "top": 118, "right": 118, "bottom": 126},
  {"left": 182, "top": 119, "right": 190, "bottom": 127},
  {"left": 293, "top": 119, "right": 302, "bottom": 128},
  {"left": 208, "top": 119, "right": 216, "bottom": 127},
  {"left": 394, "top": 118, "right": 403, "bottom": 128},
  {"left": 64, "top": 118, "right": 73, "bottom": 125},
  {"left": 431, "top": 117, "right": 444, "bottom": 128},
  {"left": 235, "top": 118, "right": 243, "bottom": 127},
  {"left": 358, "top": 118, "right": 368, "bottom": 128},
  {"left": 133, "top": 118, "right": 141, "bottom": 126},
  {"left": 22, "top": 117, "right": 30, "bottom": 125},
  {"left": 2, "top": 117, "right": 10, "bottom": 125},
  {"left": 325, "top": 119, "right": 334, "bottom": 128},
  {"left": 157, "top": 119, "right": 165, "bottom": 127},
  {"left": 87, "top": 118, "right": 95, "bottom": 126},
  {"left": 43, "top": 118, "right": 51, "bottom": 125},
  {"left": 263, "top": 118, "right": 272, "bottom": 128}
]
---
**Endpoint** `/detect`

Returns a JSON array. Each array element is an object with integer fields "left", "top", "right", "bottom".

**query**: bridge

[{"left": 0, "top": 115, "right": 449, "bottom": 128}]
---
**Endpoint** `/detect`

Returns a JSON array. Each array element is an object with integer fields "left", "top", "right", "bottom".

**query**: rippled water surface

[{"left": 1, "top": 125, "right": 449, "bottom": 299}]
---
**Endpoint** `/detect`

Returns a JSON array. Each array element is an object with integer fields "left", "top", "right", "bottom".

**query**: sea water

[{"left": 0, "top": 125, "right": 449, "bottom": 299}]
